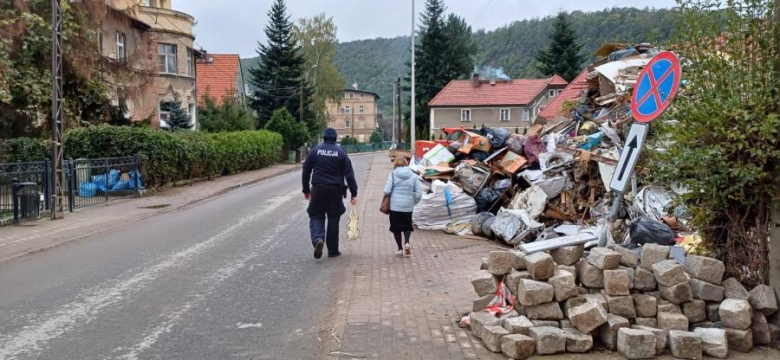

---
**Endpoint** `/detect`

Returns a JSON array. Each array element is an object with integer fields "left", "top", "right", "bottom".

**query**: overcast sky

[{"left": 176, "top": 0, "right": 677, "bottom": 58}]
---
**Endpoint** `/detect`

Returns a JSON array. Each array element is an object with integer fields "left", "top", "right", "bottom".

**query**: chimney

[
  {"left": 472, "top": 73, "right": 480, "bottom": 87},
  {"left": 352, "top": 82, "right": 358, "bottom": 90}
]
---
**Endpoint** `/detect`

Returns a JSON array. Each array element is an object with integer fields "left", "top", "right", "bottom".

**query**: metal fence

[
  {"left": 0, "top": 161, "right": 49, "bottom": 225},
  {"left": 0, "top": 156, "right": 140, "bottom": 225},
  {"left": 65, "top": 156, "right": 141, "bottom": 211},
  {"left": 340, "top": 143, "right": 394, "bottom": 154}
]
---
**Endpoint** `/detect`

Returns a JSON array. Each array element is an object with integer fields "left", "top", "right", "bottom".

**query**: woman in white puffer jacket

[{"left": 383, "top": 156, "right": 423, "bottom": 257}]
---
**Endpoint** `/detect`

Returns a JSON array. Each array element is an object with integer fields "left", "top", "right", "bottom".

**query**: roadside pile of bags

[
  {"left": 79, "top": 169, "right": 143, "bottom": 197},
  {"left": 413, "top": 42, "right": 692, "bottom": 252}
]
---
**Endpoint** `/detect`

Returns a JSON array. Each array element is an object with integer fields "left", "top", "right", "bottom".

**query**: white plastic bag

[{"left": 347, "top": 207, "right": 360, "bottom": 241}]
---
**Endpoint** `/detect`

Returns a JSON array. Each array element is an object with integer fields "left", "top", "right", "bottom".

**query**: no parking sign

[{"left": 631, "top": 51, "right": 681, "bottom": 123}]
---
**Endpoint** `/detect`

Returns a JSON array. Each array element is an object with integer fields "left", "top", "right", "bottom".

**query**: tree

[
  {"left": 407, "top": 0, "right": 475, "bottom": 140},
  {"left": 340, "top": 136, "right": 358, "bottom": 146},
  {"left": 535, "top": 12, "right": 585, "bottom": 82},
  {"left": 161, "top": 95, "right": 192, "bottom": 131},
  {"left": 0, "top": 0, "right": 149, "bottom": 138},
  {"left": 294, "top": 14, "right": 346, "bottom": 139},
  {"left": 265, "top": 107, "right": 308, "bottom": 151},
  {"left": 248, "top": 0, "right": 310, "bottom": 129},
  {"left": 198, "top": 94, "right": 255, "bottom": 132},
  {"left": 652, "top": 0, "right": 780, "bottom": 287},
  {"left": 369, "top": 130, "right": 383, "bottom": 145}
]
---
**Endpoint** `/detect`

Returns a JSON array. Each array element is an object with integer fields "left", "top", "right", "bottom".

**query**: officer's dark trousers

[{"left": 307, "top": 185, "right": 346, "bottom": 255}]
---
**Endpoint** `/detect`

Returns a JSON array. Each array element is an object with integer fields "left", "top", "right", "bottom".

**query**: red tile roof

[
  {"left": 538, "top": 69, "right": 590, "bottom": 121},
  {"left": 548, "top": 75, "right": 568, "bottom": 86},
  {"left": 428, "top": 76, "right": 567, "bottom": 107},
  {"left": 197, "top": 54, "right": 241, "bottom": 106}
]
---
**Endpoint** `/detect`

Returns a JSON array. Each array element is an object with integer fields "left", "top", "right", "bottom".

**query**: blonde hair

[{"left": 393, "top": 155, "right": 409, "bottom": 168}]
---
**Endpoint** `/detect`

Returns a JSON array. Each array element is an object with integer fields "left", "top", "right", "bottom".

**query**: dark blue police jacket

[{"left": 302, "top": 142, "right": 358, "bottom": 198}]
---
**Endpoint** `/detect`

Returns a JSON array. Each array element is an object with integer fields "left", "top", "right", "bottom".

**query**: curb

[{"left": 0, "top": 164, "right": 302, "bottom": 266}]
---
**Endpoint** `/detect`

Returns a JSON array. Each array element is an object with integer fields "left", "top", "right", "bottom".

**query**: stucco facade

[
  {"left": 105, "top": 0, "right": 199, "bottom": 128},
  {"left": 325, "top": 90, "right": 380, "bottom": 143},
  {"left": 428, "top": 77, "right": 566, "bottom": 138}
]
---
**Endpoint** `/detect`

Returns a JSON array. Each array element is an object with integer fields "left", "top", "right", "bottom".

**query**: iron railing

[
  {"left": 0, "top": 156, "right": 141, "bottom": 226},
  {"left": 65, "top": 156, "right": 141, "bottom": 211},
  {"left": 0, "top": 161, "right": 49, "bottom": 225}
]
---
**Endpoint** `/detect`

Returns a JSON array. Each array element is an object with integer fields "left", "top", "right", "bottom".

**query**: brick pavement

[
  {"left": 326, "top": 154, "right": 505, "bottom": 360},
  {"left": 322, "top": 154, "right": 780, "bottom": 360},
  {"left": 0, "top": 163, "right": 300, "bottom": 263}
]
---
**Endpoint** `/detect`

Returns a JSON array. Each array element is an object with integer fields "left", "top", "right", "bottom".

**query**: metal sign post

[{"left": 599, "top": 51, "right": 681, "bottom": 247}]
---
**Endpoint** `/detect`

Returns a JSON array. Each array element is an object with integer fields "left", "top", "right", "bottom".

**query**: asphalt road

[{"left": 0, "top": 154, "right": 374, "bottom": 360}]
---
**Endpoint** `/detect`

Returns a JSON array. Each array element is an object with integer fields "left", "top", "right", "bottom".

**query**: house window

[
  {"left": 158, "top": 43, "right": 177, "bottom": 74},
  {"left": 116, "top": 31, "right": 126, "bottom": 62},
  {"left": 461, "top": 109, "right": 471, "bottom": 122},
  {"left": 344, "top": 105, "right": 351, "bottom": 114},
  {"left": 522, "top": 108, "right": 530, "bottom": 121},
  {"left": 558, "top": 89, "right": 563, "bottom": 95},
  {"left": 345, "top": 120, "right": 351, "bottom": 128},
  {"left": 159, "top": 102, "right": 170, "bottom": 128},
  {"left": 349, "top": 93, "right": 354, "bottom": 99},
  {"left": 360, "top": 93, "right": 364, "bottom": 99},
  {"left": 359, "top": 105, "right": 364, "bottom": 114},
  {"left": 187, "top": 48, "right": 194, "bottom": 76},
  {"left": 548, "top": 89, "right": 556, "bottom": 97},
  {"left": 342, "top": 93, "right": 346, "bottom": 99},
  {"left": 188, "top": 103, "right": 195, "bottom": 128},
  {"left": 500, "top": 108, "right": 510, "bottom": 122}
]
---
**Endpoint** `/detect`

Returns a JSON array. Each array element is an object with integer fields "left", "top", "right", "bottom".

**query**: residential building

[
  {"left": 538, "top": 69, "right": 590, "bottom": 124},
  {"left": 104, "top": 0, "right": 202, "bottom": 129},
  {"left": 196, "top": 54, "right": 246, "bottom": 106},
  {"left": 427, "top": 74, "right": 568, "bottom": 137},
  {"left": 325, "top": 89, "right": 381, "bottom": 143}
]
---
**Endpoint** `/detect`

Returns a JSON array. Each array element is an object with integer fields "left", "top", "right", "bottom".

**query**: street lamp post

[
  {"left": 410, "top": 0, "right": 416, "bottom": 158},
  {"left": 300, "top": 64, "right": 318, "bottom": 124}
]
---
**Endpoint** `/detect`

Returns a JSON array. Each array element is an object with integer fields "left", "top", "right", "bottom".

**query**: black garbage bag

[
  {"left": 470, "top": 150, "right": 490, "bottom": 162},
  {"left": 484, "top": 127, "right": 510, "bottom": 149},
  {"left": 629, "top": 217, "right": 676, "bottom": 246},
  {"left": 471, "top": 212, "right": 494, "bottom": 237},
  {"left": 482, "top": 216, "right": 497, "bottom": 240},
  {"left": 476, "top": 188, "right": 501, "bottom": 213}
]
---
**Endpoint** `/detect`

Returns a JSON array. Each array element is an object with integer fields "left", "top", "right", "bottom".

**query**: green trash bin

[{"left": 287, "top": 151, "right": 296, "bottom": 163}]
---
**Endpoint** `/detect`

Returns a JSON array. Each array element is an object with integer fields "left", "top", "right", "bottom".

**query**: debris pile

[
  {"left": 466, "top": 245, "right": 779, "bottom": 359},
  {"left": 413, "top": 42, "right": 685, "bottom": 249}
]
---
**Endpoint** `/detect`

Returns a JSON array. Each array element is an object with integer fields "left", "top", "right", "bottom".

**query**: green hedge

[
  {"left": 0, "top": 137, "right": 48, "bottom": 163},
  {"left": 2, "top": 126, "right": 283, "bottom": 188}
]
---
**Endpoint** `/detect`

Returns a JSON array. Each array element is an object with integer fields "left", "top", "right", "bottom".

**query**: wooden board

[{"left": 519, "top": 233, "right": 598, "bottom": 254}]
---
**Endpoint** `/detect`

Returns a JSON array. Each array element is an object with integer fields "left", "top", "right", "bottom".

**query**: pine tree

[
  {"left": 407, "top": 0, "right": 474, "bottom": 141},
  {"left": 162, "top": 95, "right": 192, "bottom": 131},
  {"left": 248, "top": 0, "right": 311, "bottom": 130},
  {"left": 535, "top": 12, "right": 585, "bottom": 82}
]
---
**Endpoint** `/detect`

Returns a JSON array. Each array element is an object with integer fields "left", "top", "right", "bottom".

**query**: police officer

[{"left": 302, "top": 128, "right": 358, "bottom": 259}]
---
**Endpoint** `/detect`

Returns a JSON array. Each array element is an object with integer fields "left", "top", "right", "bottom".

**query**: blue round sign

[{"left": 631, "top": 51, "right": 681, "bottom": 123}]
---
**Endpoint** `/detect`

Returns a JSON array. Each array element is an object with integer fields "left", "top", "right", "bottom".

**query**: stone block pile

[{"left": 468, "top": 246, "right": 780, "bottom": 359}]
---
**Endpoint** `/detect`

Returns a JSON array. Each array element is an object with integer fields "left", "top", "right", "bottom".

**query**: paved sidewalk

[
  {"left": 0, "top": 163, "right": 300, "bottom": 263},
  {"left": 320, "top": 154, "right": 780, "bottom": 360},
  {"left": 324, "top": 154, "right": 503, "bottom": 359}
]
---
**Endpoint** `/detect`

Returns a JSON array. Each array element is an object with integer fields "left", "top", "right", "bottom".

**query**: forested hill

[{"left": 242, "top": 7, "right": 676, "bottom": 115}]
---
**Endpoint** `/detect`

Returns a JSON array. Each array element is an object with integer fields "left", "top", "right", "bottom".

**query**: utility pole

[
  {"left": 396, "top": 77, "right": 402, "bottom": 148},
  {"left": 410, "top": 0, "right": 416, "bottom": 158},
  {"left": 380, "top": 81, "right": 397, "bottom": 144},
  {"left": 50, "top": 0, "right": 64, "bottom": 219}
]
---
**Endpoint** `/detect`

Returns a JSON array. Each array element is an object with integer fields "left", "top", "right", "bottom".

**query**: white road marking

[
  {"left": 236, "top": 322, "right": 263, "bottom": 330},
  {"left": 113, "top": 214, "right": 296, "bottom": 360},
  {"left": 0, "top": 193, "right": 296, "bottom": 360}
]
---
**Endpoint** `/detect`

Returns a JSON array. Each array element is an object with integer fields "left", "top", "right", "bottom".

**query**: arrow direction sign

[{"left": 610, "top": 123, "right": 649, "bottom": 192}]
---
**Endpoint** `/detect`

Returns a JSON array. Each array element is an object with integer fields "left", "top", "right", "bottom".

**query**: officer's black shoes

[
  {"left": 314, "top": 239, "right": 325, "bottom": 259},
  {"left": 328, "top": 251, "right": 342, "bottom": 258}
]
